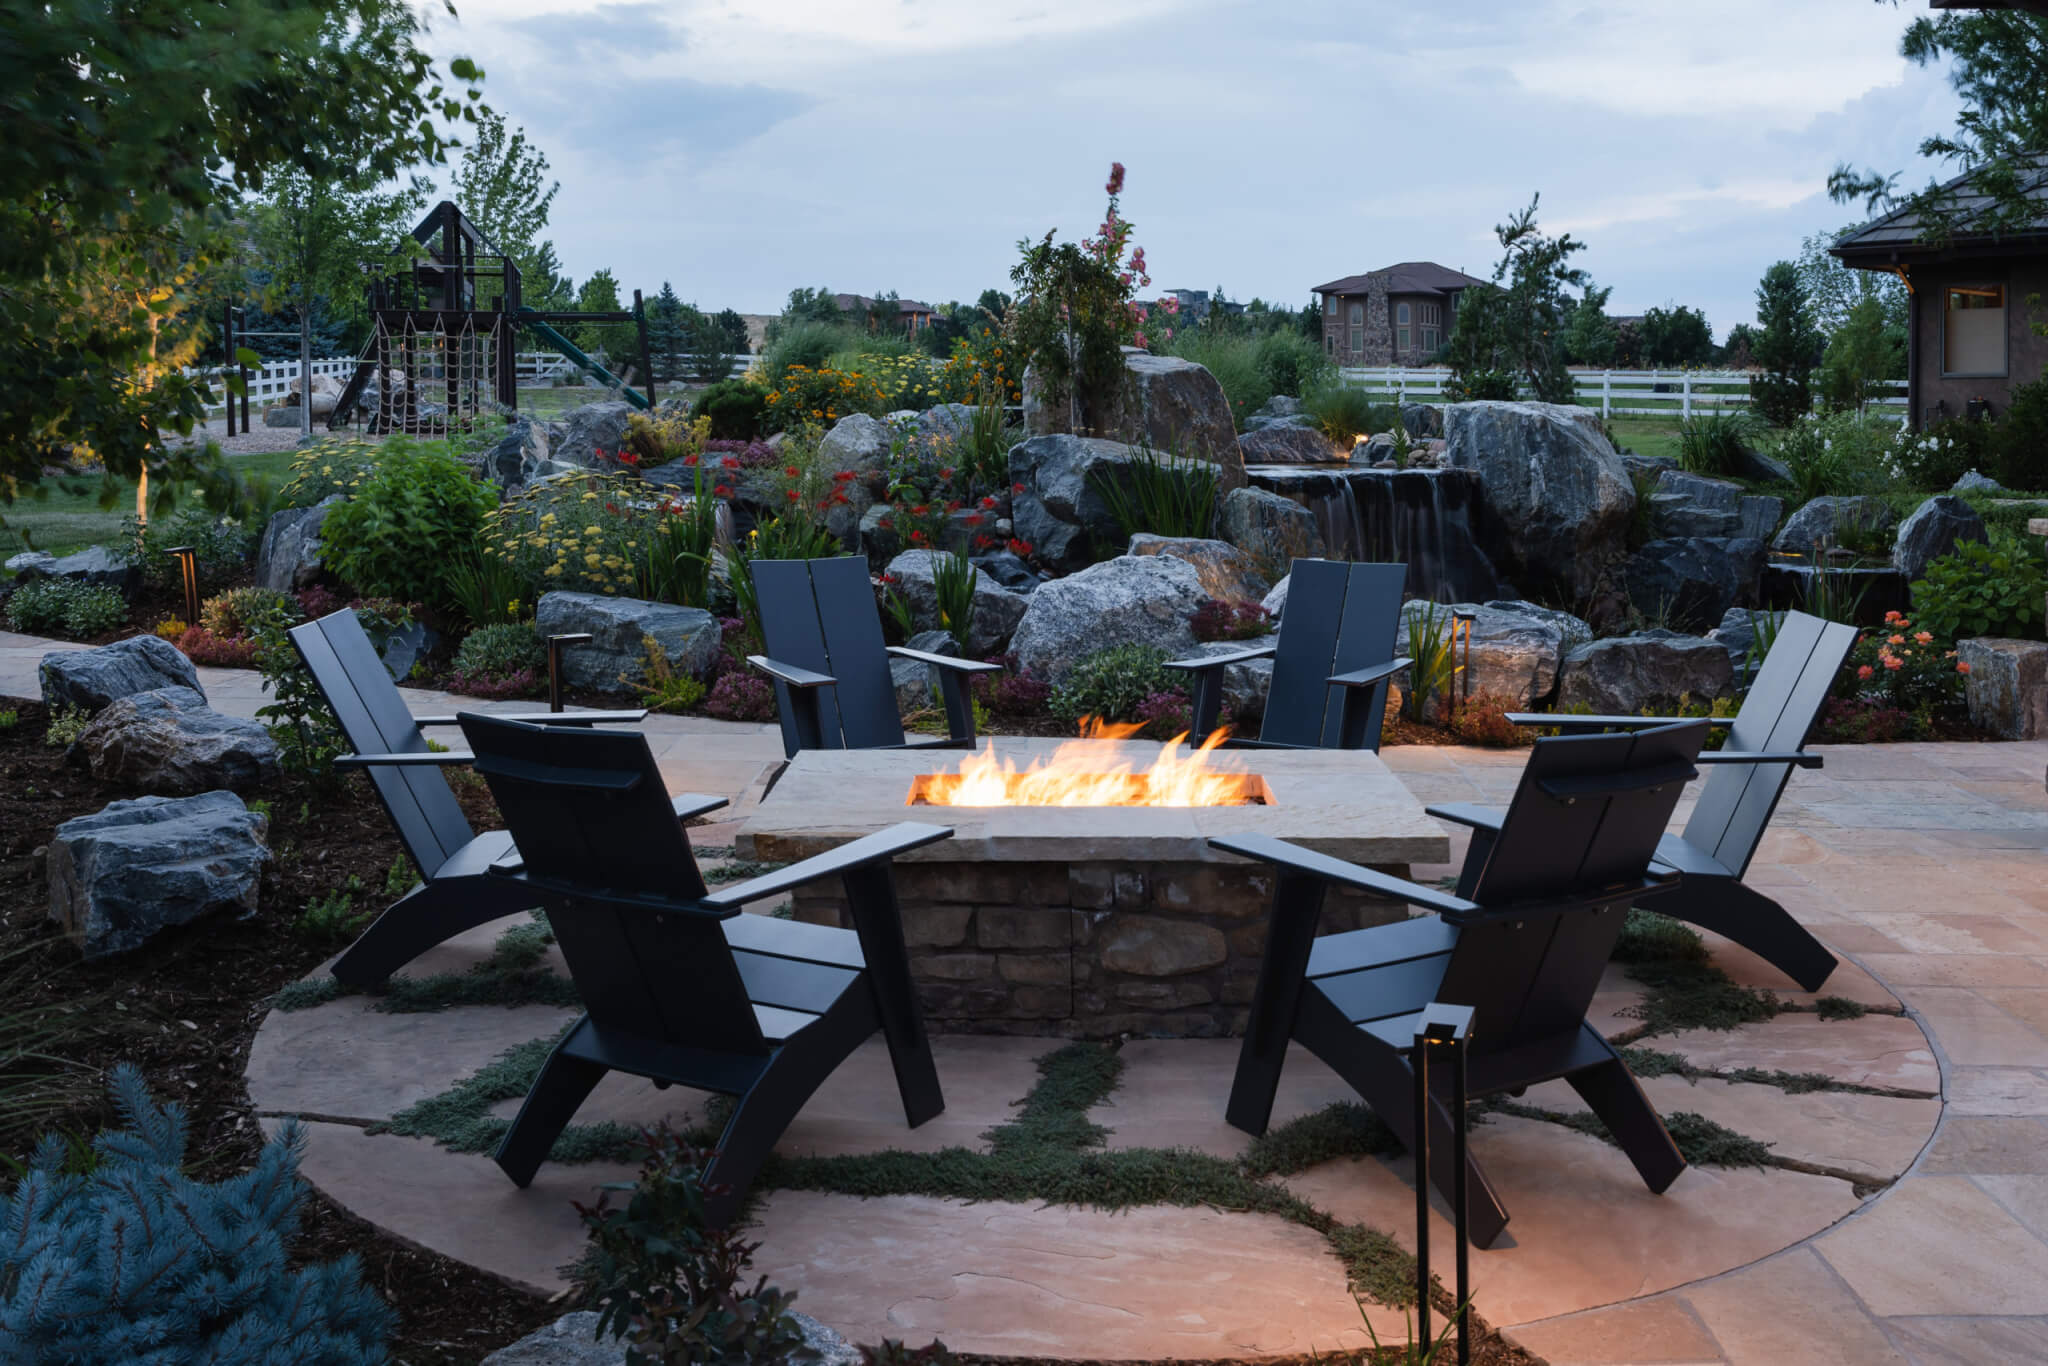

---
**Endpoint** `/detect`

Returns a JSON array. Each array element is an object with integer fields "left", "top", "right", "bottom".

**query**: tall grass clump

[
  {"left": 1301, "top": 382, "right": 1395, "bottom": 447},
  {"left": 1675, "top": 409, "right": 1758, "bottom": 477},
  {"left": 1088, "top": 440, "right": 1218, "bottom": 542}
]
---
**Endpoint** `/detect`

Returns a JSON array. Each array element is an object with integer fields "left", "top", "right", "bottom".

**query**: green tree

[
  {"left": 1750, "top": 262, "right": 1822, "bottom": 427},
  {"left": 1829, "top": 5, "right": 2048, "bottom": 238},
  {"left": 449, "top": 107, "right": 560, "bottom": 309},
  {"left": 0, "top": 0, "right": 483, "bottom": 502},
  {"left": 1443, "top": 194, "right": 1585, "bottom": 404},
  {"left": 1795, "top": 224, "right": 1909, "bottom": 341},
  {"left": 1721, "top": 322, "right": 1761, "bottom": 369},
  {"left": 712, "top": 307, "right": 750, "bottom": 357},
  {"left": 1560, "top": 284, "right": 1617, "bottom": 366},
  {"left": 1819, "top": 293, "right": 1906, "bottom": 413},
  {"left": 520, "top": 239, "right": 575, "bottom": 313},
  {"left": 647, "top": 282, "right": 686, "bottom": 379},
  {"left": 573, "top": 268, "right": 636, "bottom": 358},
  {"left": 1639, "top": 304, "right": 1716, "bottom": 368},
  {"left": 246, "top": 167, "right": 427, "bottom": 349}
]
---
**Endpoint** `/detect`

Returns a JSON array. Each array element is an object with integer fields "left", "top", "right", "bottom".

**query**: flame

[{"left": 912, "top": 718, "right": 1259, "bottom": 807}]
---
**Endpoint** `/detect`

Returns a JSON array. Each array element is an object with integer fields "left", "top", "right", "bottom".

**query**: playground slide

[{"left": 514, "top": 308, "right": 651, "bottom": 410}]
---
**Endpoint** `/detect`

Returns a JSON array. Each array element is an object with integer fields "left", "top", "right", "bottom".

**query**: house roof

[
  {"left": 1832, "top": 158, "right": 2048, "bottom": 264},
  {"left": 833, "top": 293, "right": 934, "bottom": 315},
  {"left": 1312, "top": 261, "right": 1490, "bottom": 297}
]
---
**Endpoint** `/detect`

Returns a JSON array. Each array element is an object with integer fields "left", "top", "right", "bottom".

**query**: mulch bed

[{"left": 0, "top": 696, "right": 559, "bottom": 1364}]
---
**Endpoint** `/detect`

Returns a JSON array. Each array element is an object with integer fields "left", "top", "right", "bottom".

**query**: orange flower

[
  {"left": 1958, "top": 661, "right": 1972, "bottom": 674},
  {"left": 1914, "top": 631, "right": 1932, "bottom": 645},
  {"left": 1857, "top": 664, "right": 1874, "bottom": 680}
]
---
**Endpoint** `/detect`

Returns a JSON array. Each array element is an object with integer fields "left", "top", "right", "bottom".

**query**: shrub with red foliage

[
  {"left": 704, "top": 670, "right": 776, "bottom": 722},
  {"left": 444, "top": 668, "right": 543, "bottom": 701},
  {"left": 704, "top": 439, "right": 777, "bottom": 469},
  {"left": 174, "top": 626, "right": 259, "bottom": 668},
  {"left": 1443, "top": 691, "right": 1536, "bottom": 748},
  {"left": 1190, "top": 599, "right": 1273, "bottom": 643},
  {"left": 972, "top": 655, "right": 1053, "bottom": 716},
  {"left": 295, "top": 585, "right": 345, "bottom": 619},
  {"left": 1817, "top": 696, "right": 1917, "bottom": 743}
]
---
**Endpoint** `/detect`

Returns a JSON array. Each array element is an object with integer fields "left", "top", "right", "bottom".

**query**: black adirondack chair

[
  {"left": 1218, "top": 719, "right": 1709, "bottom": 1248},
  {"left": 748, "top": 556, "right": 1002, "bottom": 760},
  {"left": 1431, "top": 610, "right": 1857, "bottom": 992},
  {"left": 287, "top": 609, "right": 722, "bottom": 987},
  {"left": 1164, "top": 559, "right": 1410, "bottom": 750},
  {"left": 455, "top": 711, "right": 951, "bottom": 1223}
]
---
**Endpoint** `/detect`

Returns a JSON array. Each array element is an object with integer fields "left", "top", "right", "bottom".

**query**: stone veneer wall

[{"left": 792, "top": 859, "right": 1411, "bottom": 1039}]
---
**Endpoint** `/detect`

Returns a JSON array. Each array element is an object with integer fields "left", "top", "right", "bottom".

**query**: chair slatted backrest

[
  {"left": 1437, "top": 721, "right": 1706, "bottom": 1052},
  {"left": 1260, "top": 560, "right": 1407, "bottom": 748},
  {"left": 290, "top": 611, "right": 475, "bottom": 878},
  {"left": 457, "top": 713, "right": 765, "bottom": 1057},
  {"left": 1681, "top": 612, "right": 1855, "bottom": 876},
  {"left": 754, "top": 557, "right": 905, "bottom": 753}
]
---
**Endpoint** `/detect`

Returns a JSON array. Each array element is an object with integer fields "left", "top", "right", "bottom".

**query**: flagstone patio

[{"left": 7, "top": 629, "right": 2048, "bottom": 1362}]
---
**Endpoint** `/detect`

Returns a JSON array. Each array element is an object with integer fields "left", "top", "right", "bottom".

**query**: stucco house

[
  {"left": 1831, "top": 161, "right": 2048, "bottom": 428},
  {"left": 1313, "top": 262, "right": 1488, "bottom": 366}
]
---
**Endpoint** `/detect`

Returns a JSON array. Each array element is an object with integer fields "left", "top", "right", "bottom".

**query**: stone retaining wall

[{"left": 792, "top": 859, "right": 1410, "bottom": 1038}]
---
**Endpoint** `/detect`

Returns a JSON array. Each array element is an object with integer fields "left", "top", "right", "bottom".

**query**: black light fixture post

[
  {"left": 166, "top": 546, "right": 201, "bottom": 629},
  {"left": 546, "top": 633, "right": 593, "bottom": 712},
  {"left": 1451, "top": 608, "right": 1477, "bottom": 724},
  {"left": 1411, "top": 1001, "right": 1476, "bottom": 1365}
]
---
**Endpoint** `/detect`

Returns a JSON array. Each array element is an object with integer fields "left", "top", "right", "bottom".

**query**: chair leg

[
  {"left": 494, "top": 1027, "right": 608, "bottom": 1188},
  {"left": 934, "top": 669, "right": 977, "bottom": 747},
  {"left": 1662, "top": 879, "right": 1837, "bottom": 993},
  {"left": 1566, "top": 1051, "right": 1686, "bottom": 1195},
  {"left": 839, "top": 863, "right": 943, "bottom": 1127},
  {"left": 332, "top": 878, "right": 532, "bottom": 988},
  {"left": 1453, "top": 826, "right": 1496, "bottom": 900},
  {"left": 1226, "top": 872, "right": 1327, "bottom": 1136}
]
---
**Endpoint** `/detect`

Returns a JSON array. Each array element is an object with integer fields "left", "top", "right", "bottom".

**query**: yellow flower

[
  {"left": 585, "top": 553, "right": 601, "bottom": 568},
  {"left": 544, "top": 564, "right": 563, "bottom": 577}
]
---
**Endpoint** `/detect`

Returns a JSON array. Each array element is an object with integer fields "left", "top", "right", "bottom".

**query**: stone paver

[{"left": 1650, "top": 1012, "right": 1939, "bottom": 1094}]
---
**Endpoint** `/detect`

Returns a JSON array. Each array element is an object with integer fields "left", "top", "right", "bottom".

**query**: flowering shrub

[
  {"left": 621, "top": 409, "right": 711, "bottom": 468},
  {"left": 703, "top": 669, "right": 775, "bottom": 722},
  {"left": 279, "top": 435, "right": 381, "bottom": 507},
  {"left": 200, "top": 586, "right": 299, "bottom": 639},
  {"left": 763, "top": 364, "right": 886, "bottom": 429},
  {"left": 1817, "top": 696, "right": 1916, "bottom": 744},
  {"left": 973, "top": 655, "right": 1053, "bottom": 716},
  {"left": 1048, "top": 644, "right": 1183, "bottom": 727},
  {"left": 704, "top": 438, "right": 776, "bottom": 468},
  {"left": 1444, "top": 691, "right": 1538, "bottom": 747},
  {"left": 489, "top": 472, "right": 655, "bottom": 598},
  {"left": 1832, "top": 610, "right": 1968, "bottom": 734},
  {"left": 1886, "top": 418, "right": 1991, "bottom": 490},
  {"left": 1191, "top": 599, "right": 1273, "bottom": 642},
  {"left": 855, "top": 352, "right": 977, "bottom": 411},
  {"left": 174, "top": 625, "right": 260, "bottom": 668}
]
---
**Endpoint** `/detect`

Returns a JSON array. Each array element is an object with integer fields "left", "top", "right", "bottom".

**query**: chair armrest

[
  {"left": 701, "top": 822, "right": 955, "bottom": 909},
  {"left": 1208, "top": 832, "right": 1477, "bottom": 918},
  {"left": 748, "top": 654, "right": 835, "bottom": 689},
  {"left": 1425, "top": 801, "right": 1503, "bottom": 832},
  {"left": 672, "top": 793, "right": 730, "bottom": 821},
  {"left": 414, "top": 709, "right": 649, "bottom": 727},
  {"left": 886, "top": 646, "right": 1003, "bottom": 675},
  {"left": 1163, "top": 642, "right": 1277, "bottom": 673},
  {"left": 1329, "top": 656, "right": 1412, "bottom": 689},
  {"left": 1694, "top": 750, "right": 1823, "bottom": 769},
  {"left": 334, "top": 750, "right": 475, "bottom": 768},
  {"left": 1504, "top": 712, "right": 1735, "bottom": 729}
]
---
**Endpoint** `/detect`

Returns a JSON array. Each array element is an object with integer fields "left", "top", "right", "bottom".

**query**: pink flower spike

[{"left": 1106, "top": 162, "right": 1125, "bottom": 196}]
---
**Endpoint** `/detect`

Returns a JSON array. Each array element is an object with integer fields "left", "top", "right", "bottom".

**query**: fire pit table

[{"left": 734, "top": 737, "right": 1449, "bottom": 1038}]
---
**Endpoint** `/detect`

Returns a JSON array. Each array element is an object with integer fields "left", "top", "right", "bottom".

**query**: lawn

[
  {"left": 1607, "top": 416, "right": 1684, "bottom": 463},
  {"left": 1, "top": 449, "right": 300, "bottom": 562}
]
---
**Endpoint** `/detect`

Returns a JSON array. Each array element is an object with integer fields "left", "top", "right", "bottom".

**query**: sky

[{"left": 431, "top": 0, "right": 1965, "bottom": 339}]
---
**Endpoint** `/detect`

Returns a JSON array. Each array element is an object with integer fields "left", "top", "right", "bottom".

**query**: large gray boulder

[
  {"left": 1772, "top": 496, "right": 1897, "bottom": 555},
  {"left": 1648, "top": 470, "right": 1781, "bottom": 541},
  {"left": 1238, "top": 425, "right": 1336, "bottom": 465},
  {"left": 74, "top": 687, "right": 280, "bottom": 794},
  {"left": 1397, "top": 600, "right": 1582, "bottom": 709},
  {"left": 1484, "top": 600, "right": 1594, "bottom": 653},
  {"left": 889, "top": 629, "right": 960, "bottom": 715},
  {"left": 550, "top": 400, "right": 635, "bottom": 469},
  {"left": 1023, "top": 349, "right": 1246, "bottom": 491},
  {"left": 1187, "top": 639, "right": 1275, "bottom": 722},
  {"left": 1261, "top": 574, "right": 1291, "bottom": 620},
  {"left": 1709, "top": 605, "right": 1786, "bottom": 678},
  {"left": 1217, "top": 486, "right": 1326, "bottom": 570},
  {"left": 534, "top": 592, "right": 720, "bottom": 693},
  {"left": 1009, "top": 555, "right": 1209, "bottom": 685},
  {"left": 1443, "top": 401, "right": 1635, "bottom": 597},
  {"left": 480, "top": 1310, "right": 858, "bottom": 1366},
  {"left": 1734, "top": 444, "right": 1794, "bottom": 485},
  {"left": 5, "top": 550, "right": 55, "bottom": 576},
  {"left": 1893, "top": 494, "right": 1987, "bottom": 581},
  {"left": 1621, "top": 536, "right": 1768, "bottom": 635},
  {"left": 1401, "top": 403, "right": 1445, "bottom": 439},
  {"left": 483, "top": 419, "right": 570, "bottom": 492},
  {"left": 15, "top": 544, "right": 136, "bottom": 593},
  {"left": 883, "top": 549, "right": 1029, "bottom": 655},
  {"left": 1958, "top": 638, "right": 2048, "bottom": 741},
  {"left": 1952, "top": 470, "right": 2003, "bottom": 494},
  {"left": 255, "top": 495, "right": 342, "bottom": 592},
  {"left": 47, "top": 791, "right": 270, "bottom": 959},
  {"left": 1126, "top": 534, "right": 1273, "bottom": 603},
  {"left": 1556, "top": 633, "right": 1735, "bottom": 715},
  {"left": 39, "top": 635, "right": 204, "bottom": 712},
  {"left": 1008, "top": 434, "right": 1146, "bottom": 571},
  {"left": 817, "top": 412, "right": 896, "bottom": 484}
]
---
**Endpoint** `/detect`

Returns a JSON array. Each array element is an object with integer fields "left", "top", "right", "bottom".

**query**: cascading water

[{"left": 1245, "top": 464, "right": 1501, "bottom": 603}]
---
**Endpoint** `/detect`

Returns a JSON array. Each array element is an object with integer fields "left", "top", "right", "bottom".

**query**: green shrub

[
  {"left": 318, "top": 439, "right": 497, "bottom": 610},
  {"left": 1772, "top": 412, "right": 1890, "bottom": 500},
  {"left": 1676, "top": 409, "right": 1758, "bottom": 477},
  {"left": 691, "top": 379, "right": 770, "bottom": 439},
  {"left": 761, "top": 319, "right": 852, "bottom": 386},
  {"left": 1087, "top": 441, "right": 1218, "bottom": 543},
  {"left": 0, "top": 1064, "right": 393, "bottom": 1363},
  {"left": 254, "top": 600, "right": 417, "bottom": 776},
  {"left": 1301, "top": 383, "right": 1396, "bottom": 447},
  {"left": 1911, "top": 538, "right": 2047, "bottom": 641},
  {"left": 120, "top": 507, "right": 256, "bottom": 593},
  {"left": 1048, "top": 644, "right": 1181, "bottom": 726},
  {"left": 1887, "top": 417, "right": 1991, "bottom": 490},
  {"left": 278, "top": 434, "right": 381, "bottom": 507},
  {"left": 1253, "top": 329, "right": 1334, "bottom": 403},
  {"left": 1989, "top": 376, "right": 2048, "bottom": 492},
  {"left": 200, "top": 586, "right": 300, "bottom": 639},
  {"left": 1169, "top": 333, "right": 1270, "bottom": 431},
  {"left": 45, "top": 703, "right": 90, "bottom": 747},
  {"left": 4, "top": 579, "right": 127, "bottom": 638},
  {"left": 454, "top": 622, "right": 546, "bottom": 679}
]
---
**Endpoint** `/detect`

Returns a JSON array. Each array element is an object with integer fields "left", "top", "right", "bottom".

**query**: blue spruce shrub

[{"left": 0, "top": 1064, "right": 392, "bottom": 1363}]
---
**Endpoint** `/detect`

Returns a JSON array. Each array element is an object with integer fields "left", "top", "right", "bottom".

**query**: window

[
  {"left": 1420, "top": 302, "right": 1441, "bottom": 327},
  {"left": 1421, "top": 328, "right": 1439, "bottom": 353},
  {"left": 1396, "top": 302, "right": 1411, "bottom": 325},
  {"left": 1397, "top": 327, "right": 1410, "bottom": 352},
  {"left": 1943, "top": 284, "right": 2007, "bottom": 376},
  {"left": 1348, "top": 302, "right": 1364, "bottom": 355}
]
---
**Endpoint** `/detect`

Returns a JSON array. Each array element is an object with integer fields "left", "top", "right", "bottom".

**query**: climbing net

[{"left": 365, "top": 312, "right": 503, "bottom": 435}]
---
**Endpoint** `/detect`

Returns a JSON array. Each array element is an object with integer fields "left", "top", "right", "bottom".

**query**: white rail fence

[
  {"left": 1337, "top": 367, "right": 1909, "bottom": 420},
  {"left": 182, "top": 350, "right": 766, "bottom": 416}
]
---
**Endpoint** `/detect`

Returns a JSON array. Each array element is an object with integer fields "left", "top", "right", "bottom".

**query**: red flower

[
  {"left": 833, "top": 470, "right": 856, "bottom": 483},
  {"left": 604, "top": 502, "right": 619, "bottom": 515},
  {"left": 910, "top": 529, "right": 928, "bottom": 543},
  {"left": 721, "top": 455, "right": 741, "bottom": 470},
  {"left": 940, "top": 467, "right": 954, "bottom": 481},
  {"left": 1013, "top": 482, "right": 1026, "bottom": 495},
  {"left": 785, "top": 488, "right": 801, "bottom": 503},
  {"left": 616, "top": 451, "right": 640, "bottom": 466},
  {"left": 879, "top": 518, "right": 894, "bottom": 531},
  {"left": 1106, "top": 162, "right": 1125, "bottom": 196},
  {"left": 979, "top": 495, "right": 998, "bottom": 509},
  {"left": 785, "top": 465, "right": 800, "bottom": 478},
  {"left": 714, "top": 483, "right": 734, "bottom": 497},
  {"left": 945, "top": 500, "right": 962, "bottom": 513},
  {"left": 1008, "top": 537, "right": 1032, "bottom": 556},
  {"left": 683, "top": 454, "right": 699, "bottom": 467},
  {"left": 964, "top": 513, "right": 985, "bottom": 527},
  {"left": 911, "top": 504, "right": 930, "bottom": 517}
]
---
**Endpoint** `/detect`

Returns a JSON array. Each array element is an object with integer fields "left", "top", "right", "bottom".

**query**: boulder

[
  {"left": 1352, "top": 432, "right": 1397, "bottom": 466},
  {"left": 1734, "top": 444, "right": 1794, "bottom": 485},
  {"left": 378, "top": 620, "right": 434, "bottom": 682},
  {"left": 254, "top": 495, "right": 342, "bottom": 592},
  {"left": 1556, "top": 633, "right": 1735, "bottom": 715},
  {"left": 1185, "top": 640, "right": 1274, "bottom": 721},
  {"left": 1400, "top": 403, "right": 1444, "bottom": 439},
  {"left": 1261, "top": 575, "right": 1291, "bottom": 620},
  {"left": 15, "top": 544, "right": 136, "bottom": 593},
  {"left": 1249, "top": 395, "right": 1302, "bottom": 421},
  {"left": 1708, "top": 605, "right": 1786, "bottom": 677},
  {"left": 889, "top": 629, "right": 961, "bottom": 715},
  {"left": 74, "top": 687, "right": 280, "bottom": 794},
  {"left": 1397, "top": 600, "right": 1579, "bottom": 709},
  {"left": 534, "top": 593, "right": 720, "bottom": 693},
  {"left": 1483, "top": 600, "right": 1594, "bottom": 653},
  {"left": 1217, "top": 486, "right": 1326, "bottom": 569},
  {"left": 970, "top": 549, "right": 1046, "bottom": 593},
  {"left": 882, "top": 549, "right": 1029, "bottom": 656},
  {"left": 5, "top": 550, "right": 55, "bottom": 576},
  {"left": 1622, "top": 536, "right": 1768, "bottom": 634},
  {"left": 1009, "top": 555, "right": 1209, "bottom": 686},
  {"left": 47, "top": 791, "right": 269, "bottom": 959},
  {"left": 1959, "top": 638, "right": 2048, "bottom": 741},
  {"left": 1893, "top": 494, "right": 1987, "bottom": 582},
  {"left": 1022, "top": 349, "right": 1246, "bottom": 491},
  {"left": 1952, "top": 470, "right": 2003, "bottom": 494},
  {"left": 1443, "top": 401, "right": 1635, "bottom": 597},
  {"left": 817, "top": 412, "right": 895, "bottom": 484},
  {"left": 913, "top": 402, "right": 976, "bottom": 447},
  {"left": 1772, "top": 496, "right": 1896, "bottom": 555},
  {"left": 551, "top": 400, "right": 635, "bottom": 469},
  {"left": 858, "top": 503, "right": 903, "bottom": 567},
  {"left": 479, "top": 1310, "right": 859, "bottom": 1366},
  {"left": 1008, "top": 434, "right": 1145, "bottom": 571},
  {"left": 1238, "top": 426, "right": 1336, "bottom": 465},
  {"left": 1620, "top": 453, "right": 1681, "bottom": 481},
  {"left": 262, "top": 405, "right": 302, "bottom": 429},
  {"left": 1126, "top": 534, "right": 1272, "bottom": 603},
  {"left": 1646, "top": 470, "right": 1781, "bottom": 542},
  {"left": 484, "top": 419, "right": 568, "bottom": 492},
  {"left": 39, "top": 635, "right": 204, "bottom": 712}
]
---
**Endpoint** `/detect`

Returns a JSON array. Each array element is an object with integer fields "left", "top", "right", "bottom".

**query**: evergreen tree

[
  {"left": 713, "top": 308, "right": 751, "bottom": 357},
  {"left": 678, "top": 301, "right": 735, "bottom": 383},
  {"left": 1750, "top": 262, "right": 1822, "bottom": 427},
  {"left": 1560, "top": 284, "right": 1617, "bottom": 366},
  {"left": 1443, "top": 194, "right": 1585, "bottom": 404},
  {"left": 647, "top": 282, "right": 687, "bottom": 379}
]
